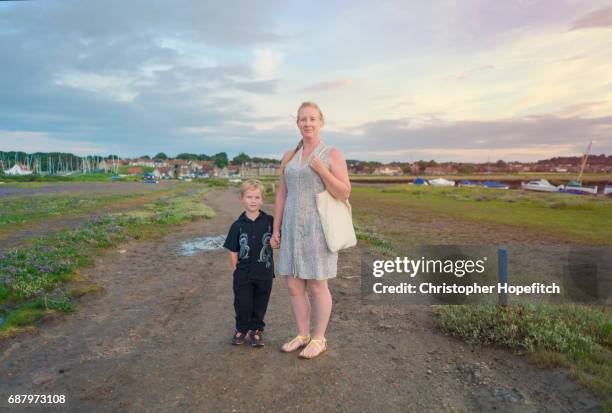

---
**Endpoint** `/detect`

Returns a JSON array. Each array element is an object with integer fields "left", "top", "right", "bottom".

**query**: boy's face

[{"left": 240, "top": 188, "right": 264, "bottom": 213}]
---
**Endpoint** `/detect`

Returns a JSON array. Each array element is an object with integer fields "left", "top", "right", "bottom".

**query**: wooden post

[{"left": 498, "top": 248, "right": 508, "bottom": 306}]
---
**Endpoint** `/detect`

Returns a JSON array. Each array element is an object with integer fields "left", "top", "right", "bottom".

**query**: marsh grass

[
  {"left": 356, "top": 203, "right": 612, "bottom": 402},
  {"left": 434, "top": 304, "right": 612, "bottom": 403},
  {"left": 0, "top": 188, "right": 179, "bottom": 228},
  {"left": 353, "top": 186, "right": 612, "bottom": 245},
  {"left": 0, "top": 188, "right": 214, "bottom": 334}
]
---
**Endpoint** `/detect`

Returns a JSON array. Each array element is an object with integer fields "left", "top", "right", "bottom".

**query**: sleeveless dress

[{"left": 278, "top": 140, "right": 338, "bottom": 280}]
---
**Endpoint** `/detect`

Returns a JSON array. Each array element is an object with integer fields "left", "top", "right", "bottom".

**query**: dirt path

[{"left": 0, "top": 188, "right": 602, "bottom": 412}]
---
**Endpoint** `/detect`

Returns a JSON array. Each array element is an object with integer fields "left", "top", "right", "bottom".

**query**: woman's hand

[
  {"left": 271, "top": 231, "right": 281, "bottom": 249},
  {"left": 309, "top": 156, "right": 326, "bottom": 175}
]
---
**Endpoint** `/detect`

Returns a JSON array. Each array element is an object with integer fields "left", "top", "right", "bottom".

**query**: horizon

[
  {"left": 2, "top": 149, "right": 611, "bottom": 166},
  {"left": 1, "top": 1, "right": 612, "bottom": 162}
]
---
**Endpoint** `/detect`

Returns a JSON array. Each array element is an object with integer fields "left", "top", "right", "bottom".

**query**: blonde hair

[
  {"left": 280, "top": 102, "right": 325, "bottom": 174},
  {"left": 240, "top": 179, "right": 265, "bottom": 199}
]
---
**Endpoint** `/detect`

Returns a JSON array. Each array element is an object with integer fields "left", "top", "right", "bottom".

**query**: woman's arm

[
  {"left": 271, "top": 150, "right": 292, "bottom": 248},
  {"left": 309, "top": 148, "right": 351, "bottom": 200}
]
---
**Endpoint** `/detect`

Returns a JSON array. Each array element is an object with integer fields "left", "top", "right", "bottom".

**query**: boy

[{"left": 223, "top": 179, "right": 274, "bottom": 347}]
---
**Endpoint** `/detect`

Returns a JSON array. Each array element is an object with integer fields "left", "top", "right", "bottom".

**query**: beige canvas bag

[{"left": 314, "top": 145, "right": 357, "bottom": 252}]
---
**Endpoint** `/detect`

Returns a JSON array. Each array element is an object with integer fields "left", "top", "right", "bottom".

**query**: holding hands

[{"left": 271, "top": 231, "right": 281, "bottom": 249}]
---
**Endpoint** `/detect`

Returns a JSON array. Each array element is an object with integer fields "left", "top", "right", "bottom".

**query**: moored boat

[
  {"left": 521, "top": 179, "right": 559, "bottom": 192},
  {"left": 410, "top": 177, "right": 429, "bottom": 186},
  {"left": 482, "top": 181, "right": 510, "bottom": 189},
  {"left": 457, "top": 180, "right": 479, "bottom": 187},
  {"left": 428, "top": 178, "right": 455, "bottom": 187},
  {"left": 558, "top": 180, "right": 598, "bottom": 195}
]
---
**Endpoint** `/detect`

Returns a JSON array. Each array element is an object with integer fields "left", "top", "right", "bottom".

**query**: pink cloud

[{"left": 570, "top": 6, "right": 612, "bottom": 30}]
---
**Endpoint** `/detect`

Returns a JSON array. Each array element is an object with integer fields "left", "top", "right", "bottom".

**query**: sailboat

[{"left": 558, "top": 141, "right": 598, "bottom": 195}]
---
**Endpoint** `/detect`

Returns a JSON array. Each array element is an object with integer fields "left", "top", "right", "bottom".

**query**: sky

[{"left": 1, "top": 0, "right": 612, "bottom": 162}]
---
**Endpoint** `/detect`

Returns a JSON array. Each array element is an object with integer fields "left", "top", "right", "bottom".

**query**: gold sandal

[
  {"left": 281, "top": 334, "right": 311, "bottom": 353},
  {"left": 298, "top": 337, "right": 327, "bottom": 359}
]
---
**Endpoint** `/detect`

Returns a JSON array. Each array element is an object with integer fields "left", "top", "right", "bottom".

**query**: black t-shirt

[{"left": 223, "top": 210, "right": 274, "bottom": 280}]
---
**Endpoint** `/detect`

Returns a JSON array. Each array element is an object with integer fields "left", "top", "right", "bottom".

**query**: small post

[{"left": 498, "top": 248, "right": 508, "bottom": 306}]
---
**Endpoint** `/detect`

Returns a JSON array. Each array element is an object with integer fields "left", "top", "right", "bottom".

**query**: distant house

[
  {"left": 130, "top": 158, "right": 155, "bottom": 168},
  {"left": 4, "top": 163, "right": 32, "bottom": 176},
  {"left": 212, "top": 166, "right": 230, "bottom": 177},
  {"left": 373, "top": 166, "right": 403, "bottom": 176},
  {"left": 153, "top": 166, "right": 173, "bottom": 179},
  {"left": 240, "top": 162, "right": 280, "bottom": 177},
  {"left": 96, "top": 160, "right": 108, "bottom": 171},
  {"left": 424, "top": 165, "right": 458, "bottom": 175},
  {"left": 127, "top": 166, "right": 143, "bottom": 175}
]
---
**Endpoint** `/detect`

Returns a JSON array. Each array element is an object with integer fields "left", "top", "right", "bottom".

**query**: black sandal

[
  {"left": 249, "top": 330, "right": 265, "bottom": 347},
  {"left": 231, "top": 330, "right": 248, "bottom": 345}
]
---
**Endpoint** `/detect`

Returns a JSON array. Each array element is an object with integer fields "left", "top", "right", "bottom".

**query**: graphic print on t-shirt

[
  {"left": 258, "top": 224, "right": 272, "bottom": 269},
  {"left": 239, "top": 230, "right": 250, "bottom": 259}
]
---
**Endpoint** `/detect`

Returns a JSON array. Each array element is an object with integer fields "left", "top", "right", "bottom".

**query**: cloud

[
  {"left": 0, "top": 131, "right": 108, "bottom": 155},
  {"left": 253, "top": 48, "right": 284, "bottom": 79},
  {"left": 301, "top": 79, "right": 353, "bottom": 92},
  {"left": 330, "top": 113, "right": 612, "bottom": 162},
  {"left": 570, "top": 6, "right": 612, "bottom": 30}
]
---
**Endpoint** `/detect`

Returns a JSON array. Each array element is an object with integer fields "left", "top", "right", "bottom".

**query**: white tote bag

[{"left": 314, "top": 146, "right": 357, "bottom": 252}]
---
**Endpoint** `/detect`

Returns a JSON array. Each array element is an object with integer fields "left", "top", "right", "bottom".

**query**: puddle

[{"left": 178, "top": 235, "right": 226, "bottom": 256}]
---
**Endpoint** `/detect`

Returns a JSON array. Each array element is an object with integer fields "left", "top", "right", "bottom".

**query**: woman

[{"left": 271, "top": 102, "right": 351, "bottom": 359}]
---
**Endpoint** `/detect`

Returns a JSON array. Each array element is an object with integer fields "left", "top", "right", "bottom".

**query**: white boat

[
  {"left": 428, "top": 178, "right": 455, "bottom": 187},
  {"left": 604, "top": 186, "right": 612, "bottom": 196},
  {"left": 521, "top": 179, "right": 559, "bottom": 192}
]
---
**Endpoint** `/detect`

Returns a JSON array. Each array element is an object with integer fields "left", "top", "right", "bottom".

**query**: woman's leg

[
  {"left": 306, "top": 279, "right": 332, "bottom": 340},
  {"left": 285, "top": 277, "right": 310, "bottom": 336}
]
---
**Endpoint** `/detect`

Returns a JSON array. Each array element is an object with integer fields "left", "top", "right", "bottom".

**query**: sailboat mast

[{"left": 577, "top": 141, "right": 592, "bottom": 184}]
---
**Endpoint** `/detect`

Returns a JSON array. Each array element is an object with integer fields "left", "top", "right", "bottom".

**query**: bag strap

[{"left": 315, "top": 143, "right": 352, "bottom": 211}]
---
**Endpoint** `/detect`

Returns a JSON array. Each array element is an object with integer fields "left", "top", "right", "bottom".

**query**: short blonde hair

[{"left": 240, "top": 179, "right": 265, "bottom": 199}]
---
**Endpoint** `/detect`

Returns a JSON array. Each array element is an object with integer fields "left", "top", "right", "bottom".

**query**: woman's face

[{"left": 297, "top": 106, "right": 323, "bottom": 140}]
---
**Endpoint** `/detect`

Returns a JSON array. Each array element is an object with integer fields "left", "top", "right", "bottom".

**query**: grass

[
  {"left": 434, "top": 304, "right": 612, "bottom": 405},
  {"left": 351, "top": 185, "right": 612, "bottom": 245},
  {"left": 0, "top": 188, "right": 215, "bottom": 335},
  {"left": 352, "top": 192, "right": 611, "bottom": 406},
  {"left": 0, "top": 188, "right": 177, "bottom": 227}
]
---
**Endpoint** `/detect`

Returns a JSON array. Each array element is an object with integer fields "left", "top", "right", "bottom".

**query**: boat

[
  {"left": 558, "top": 180, "right": 597, "bottom": 195},
  {"left": 558, "top": 141, "right": 598, "bottom": 195},
  {"left": 521, "top": 179, "right": 559, "bottom": 192},
  {"left": 604, "top": 182, "right": 612, "bottom": 196},
  {"left": 482, "top": 181, "right": 510, "bottom": 189},
  {"left": 410, "top": 178, "right": 429, "bottom": 186},
  {"left": 457, "top": 180, "right": 480, "bottom": 187},
  {"left": 428, "top": 178, "right": 455, "bottom": 187}
]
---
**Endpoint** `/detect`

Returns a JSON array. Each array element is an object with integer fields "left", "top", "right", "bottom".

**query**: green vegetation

[
  {"left": 434, "top": 304, "right": 611, "bottom": 404},
  {"left": 0, "top": 188, "right": 215, "bottom": 335},
  {"left": 351, "top": 186, "right": 612, "bottom": 245},
  {"left": 0, "top": 189, "right": 175, "bottom": 227},
  {"left": 352, "top": 190, "right": 611, "bottom": 406}
]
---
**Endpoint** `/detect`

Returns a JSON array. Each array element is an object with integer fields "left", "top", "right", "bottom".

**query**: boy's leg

[
  {"left": 249, "top": 279, "right": 273, "bottom": 332},
  {"left": 233, "top": 272, "right": 255, "bottom": 334}
]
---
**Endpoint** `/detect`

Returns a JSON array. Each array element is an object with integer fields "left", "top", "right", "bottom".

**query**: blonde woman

[{"left": 271, "top": 102, "right": 351, "bottom": 359}]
